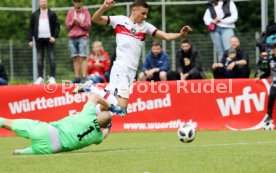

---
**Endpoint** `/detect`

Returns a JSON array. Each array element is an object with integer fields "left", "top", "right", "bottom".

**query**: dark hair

[
  {"left": 152, "top": 41, "right": 162, "bottom": 47},
  {"left": 181, "top": 39, "right": 191, "bottom": 45},
  {"left": 209, "top": 0, "right": 219, "bottom": 6},
  {"left": 132, "top": 0, "right": 149, "bottom": 8},
  {"left": 272, "top": 44, "right": 276, "bottom": 49},
  {"left": 73, "top": 0, "right": 82, "bottom": 3},
  {"left": 228, "top": 48, "right": 237, "bottom": 54}
]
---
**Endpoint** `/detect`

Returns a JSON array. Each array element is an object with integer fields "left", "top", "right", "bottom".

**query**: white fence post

[
  {"left": 171, "top": 40, "right": 176, "bottom": 71},
  {"left": 32, "top": 0, "right": 38, "bottom": 82},
  {"left": 161, "top": 0, "right": 166, "bottom": 51},
  {"left": 261, "top": 0, "right": 268, "bottom": 32},
  {"left": 255, "top": 32, "right": 260, "bottom": 64},
  {"left": 275, "top": 0, "right": 276, "bottom": 22},
  {"left": 126, "top": 3, "right": 130, "bottom": 16}
]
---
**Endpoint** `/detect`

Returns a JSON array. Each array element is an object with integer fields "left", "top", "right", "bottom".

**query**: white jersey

[{"left": 108, "top": 15, "right": 158, "bottom": 70}]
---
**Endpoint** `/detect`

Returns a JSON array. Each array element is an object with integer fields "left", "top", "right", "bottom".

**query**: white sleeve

[
  {"left": 203, "top": 9, "right": 212, "bottom": 26},
  {"left": 108, "top": 16, "right": 122, "bottom": 29},
  {"left": 145, "top": 22, "right": 158, "bottom": 36},
  {"left": 221, "top": 1, "right": 238, "bottom": 24}
]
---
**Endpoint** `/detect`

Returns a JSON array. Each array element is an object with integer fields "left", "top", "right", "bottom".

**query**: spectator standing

[
  {"left": 212, "top": 36, "right": 250, "bottom": 78},
  {"left": 87, "top": 41, "right": 110, "bottom": 83},
  {"left": 65, "top": 0, "right": 91, "bottom": 83},
  {"left": 0, "top": 60, "right": 8, "bottom": 85},
  {"left": 138, "top": 41, "right": 169, "bottom": 81},
  {"left": 167, "top": 39, "right": 205, "bottom": 80},
  {"left": 203, "top": 0, "right": 238, "bottom": 62},
  {"left": 29, "top": 0, "right": 60, "bottom": 84}
]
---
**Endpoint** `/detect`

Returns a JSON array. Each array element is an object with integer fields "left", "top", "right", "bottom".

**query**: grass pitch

[{"left": 0, "top": 130, "right": 276, "bottom": 173}]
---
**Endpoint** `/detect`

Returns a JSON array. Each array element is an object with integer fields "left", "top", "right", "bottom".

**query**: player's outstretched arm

[
  {"left": 154, "top": 25, "right": 192, "bottom": 41},
  {"left": 92, "top": 0, "right": 115, "bottom": 25},
  {"left": 88, "top": 93, "right": 110, "bottom": 111}
]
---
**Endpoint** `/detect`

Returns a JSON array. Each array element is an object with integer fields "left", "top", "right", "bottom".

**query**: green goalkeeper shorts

[{"left": 12, "top": 119, "right": 61, "bottom": 154}]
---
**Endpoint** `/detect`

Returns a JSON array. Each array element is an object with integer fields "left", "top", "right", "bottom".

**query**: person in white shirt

[
  {"left": 29, "top": 0, "right": 60, "bottom": 84},
  {"left": 203, "top": 0, "right": 238, "bottom": 62},
  {"left": 88, "top": 0, "right": 192, "bottom": 116}
]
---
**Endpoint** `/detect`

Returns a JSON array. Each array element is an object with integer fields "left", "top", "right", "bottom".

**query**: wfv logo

[{"left": 216, "top": 87, "right": 266, "bottom": 117}]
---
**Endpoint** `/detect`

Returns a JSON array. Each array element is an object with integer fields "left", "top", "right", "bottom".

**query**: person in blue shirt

[{"left": 138, "top": 41, "right": 170, "bottom": 81}]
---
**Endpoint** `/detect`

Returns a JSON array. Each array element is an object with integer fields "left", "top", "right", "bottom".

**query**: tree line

[{"left": 0, "top": 0, "right": 272, "bottom": 41}]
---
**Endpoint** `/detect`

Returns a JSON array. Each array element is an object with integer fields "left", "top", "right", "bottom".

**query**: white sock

[
  {"left": 90, "top": 86, "right": 106, "bottom": 97},
  {"left": 90, "top": 85, "right": 118, "bottom": 106},
  {"left": 105, "top": 93, "right": 118, "bottom": 106}
]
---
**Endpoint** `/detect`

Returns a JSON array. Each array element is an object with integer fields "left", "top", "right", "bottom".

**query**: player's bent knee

[
  {"left": 138, "top": 72, "right": 145, "bottom": 81},
  {"left": 159, "top": 71, "right": 167, "bottom": 81}
]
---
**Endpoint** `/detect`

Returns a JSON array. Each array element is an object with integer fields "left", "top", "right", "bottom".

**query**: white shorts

[{"left": 105, "top": 61, "right": 136, "bottom": 99}]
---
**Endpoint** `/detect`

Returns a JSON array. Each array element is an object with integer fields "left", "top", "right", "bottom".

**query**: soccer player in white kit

[{"left": 90, "top": 0, "right": 192, "bottom": 116}]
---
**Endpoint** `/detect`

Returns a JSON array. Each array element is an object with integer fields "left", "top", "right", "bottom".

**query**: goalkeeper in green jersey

[{"left": 0, "top": 93, "right": 112, "bottom": 155}]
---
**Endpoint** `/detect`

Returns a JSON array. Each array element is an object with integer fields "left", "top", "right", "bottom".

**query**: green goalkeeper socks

[{"left": 0, "top": 118, "right": 4, "bottom": 128}]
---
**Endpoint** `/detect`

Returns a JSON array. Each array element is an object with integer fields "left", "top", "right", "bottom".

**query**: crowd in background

[{"left": 0, "top": 0, "right": 275, "bottom": 85}]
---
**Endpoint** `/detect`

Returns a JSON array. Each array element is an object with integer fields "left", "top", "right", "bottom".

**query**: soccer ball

[
  {"left": 177, "top": 124, "right": 196, "bottom": 143},
  {"left": 263, "top": 121, "right": 275, "bottom": 131}
]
